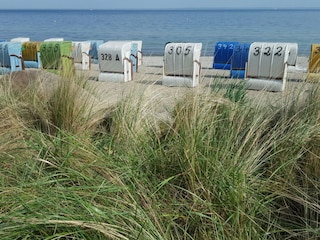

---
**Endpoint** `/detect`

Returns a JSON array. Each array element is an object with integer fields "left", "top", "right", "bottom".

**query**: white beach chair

[
  {"left": 72, "top": 41, "right": 91, "bottom": 70},
  {"left": 162, "top": 42, "right": 202, "bottom": 87},
  {"left": 98, "top": 41, "right": 133, "bottom": 82},
  {"left": 244, "top": 42, "right": 290, "bottom": 92}
]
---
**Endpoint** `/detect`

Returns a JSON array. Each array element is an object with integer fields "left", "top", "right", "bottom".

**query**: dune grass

[{"left": 0, "top": 71, "right": 319, "bottom": 239}]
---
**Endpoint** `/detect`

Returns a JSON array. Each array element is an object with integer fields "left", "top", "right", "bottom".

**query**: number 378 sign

[{"left": 100, "top": 53, "right": 121, "bottom": 61}]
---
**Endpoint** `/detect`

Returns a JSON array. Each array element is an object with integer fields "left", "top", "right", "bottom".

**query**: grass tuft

[{"left": 0, "top": 71, "right": 319, "bottom": 239}]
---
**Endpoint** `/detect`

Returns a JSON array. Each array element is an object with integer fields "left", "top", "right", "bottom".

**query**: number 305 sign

[{"left": 167, "top": 45, "right": 193, "bottom": 56}]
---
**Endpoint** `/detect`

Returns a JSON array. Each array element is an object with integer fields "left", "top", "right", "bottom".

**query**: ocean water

[{"left": 0, "top": 9, "right": 319, "bottom": 56}]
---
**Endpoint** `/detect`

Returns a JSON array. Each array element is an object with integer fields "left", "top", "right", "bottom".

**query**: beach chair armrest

[
  {"left": 194, "top": 59, "right": 201, "bottom": 76},
  {"left": 130, "top": 53, "right": 138, "bottom": 72},
  {"left": 10, "top": 54, "right": 25, "bottom": 70},
  {"left": 82, "top": 52, "right": 91, "bottom": 69},
  {"left": 124, "top": 57, "right": 133, "bottom": 80}
]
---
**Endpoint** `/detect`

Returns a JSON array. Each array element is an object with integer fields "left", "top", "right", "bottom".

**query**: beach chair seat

[
  {"left": 307, "top": 44, "right": 320, "bottom": 82},
  {"left": 72, "top": 41, "right": 91, "bottom": 70},
  {"left": 244, "top": 42, "right": 290, "bottom": 92},
  {"left": 22, "top": 41, "right": 42, "bottom": 68},
  {"left": 98, "top": 41, "right": 133, "bottom": 82},
  {"left": 88, "top": 40, "right": 104, "bottom": 64},
  {"left": 213, "top": 41, "right": 238, "bottom": 70},
  {"left": 40, "top": 41, "right": 74, "bottom": 76},
  {"left": 163, "top": 42, "right": 202, "bottom": 87},
  {"left": 230, "top": 43, "right": 251, "bottom": 79},
  {"left": 0, "top": 41, "right": 24, "bottom": 75}
]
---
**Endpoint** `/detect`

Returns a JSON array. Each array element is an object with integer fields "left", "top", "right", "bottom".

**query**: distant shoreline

[{"left": 1, "top": 8, "right": 320, "bottom": 11}]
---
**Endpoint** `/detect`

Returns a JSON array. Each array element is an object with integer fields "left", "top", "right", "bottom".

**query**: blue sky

[{"left": 2, "top": 0, "right": 320, "bottom": 9}]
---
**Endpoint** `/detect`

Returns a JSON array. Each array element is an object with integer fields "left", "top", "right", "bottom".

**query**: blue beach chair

[
  {"left": 0, "top": 41, "right": 24, "bottom": 75},
  {"left": 213, "top": 41, "right": 238, "bottom": 70},
  {"left": 230, "top": 43, "right": 251, "bottom": 78}
]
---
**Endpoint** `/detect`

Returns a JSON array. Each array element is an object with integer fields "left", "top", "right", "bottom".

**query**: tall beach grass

[{"left": 0, "top": 70, "right": 319, "bottom": 239}]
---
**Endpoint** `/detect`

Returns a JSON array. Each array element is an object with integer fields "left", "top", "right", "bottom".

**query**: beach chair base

[
  {"left": 98, "top": 72, "right": 132, "bottom": 82},
  {"left": 230, "top": 70, "right": 245, "bottom": 79},
  {"left": 244, "top": 78, "right": 285, "bottom": 92},
  {"left": 162, "top": 76, "right": 198, "bottom": 88}
]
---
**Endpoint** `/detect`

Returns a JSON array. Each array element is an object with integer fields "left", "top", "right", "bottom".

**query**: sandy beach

[
  {"left": 79, "top": 55, "right": 314, "bottom": 113},
  {"left": 2, "top": 55, "right": 315, "bottom": 122}
]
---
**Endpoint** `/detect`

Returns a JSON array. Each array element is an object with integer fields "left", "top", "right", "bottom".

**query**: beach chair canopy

[
  {"left": 98, "top": 41, "right": 132, "bottom": 73},
  {"left": 163, "top": 42, "right": 202, "bottom": 87},
  {"left": 213, "top": 41, "right": 238, "bottom": 70},
  {"left": 40, "top": 41, "right": 73, "bottom": 70},
  {"left": 0, "top": 41, "right": 23, "bottom": 74},
  {"left": 245, "top": 42, "right": 290, "bottom": 91},
  {"left": 98, "top": 41, "right": 133, "bottom": 82}
]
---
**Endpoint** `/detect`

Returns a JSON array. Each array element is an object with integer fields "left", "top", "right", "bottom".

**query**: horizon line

[{"left": 1, "top": 7, "right": 320, "bottom": 11}]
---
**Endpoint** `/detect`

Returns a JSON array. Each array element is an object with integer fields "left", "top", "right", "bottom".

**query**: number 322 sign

[{"left": 253, "top": 46, "right": 283, "bottom": 56}]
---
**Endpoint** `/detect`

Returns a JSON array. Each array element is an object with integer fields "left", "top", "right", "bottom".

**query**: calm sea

[{"left": 0, "top": 9, "right": 319, "bottom": 56}]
